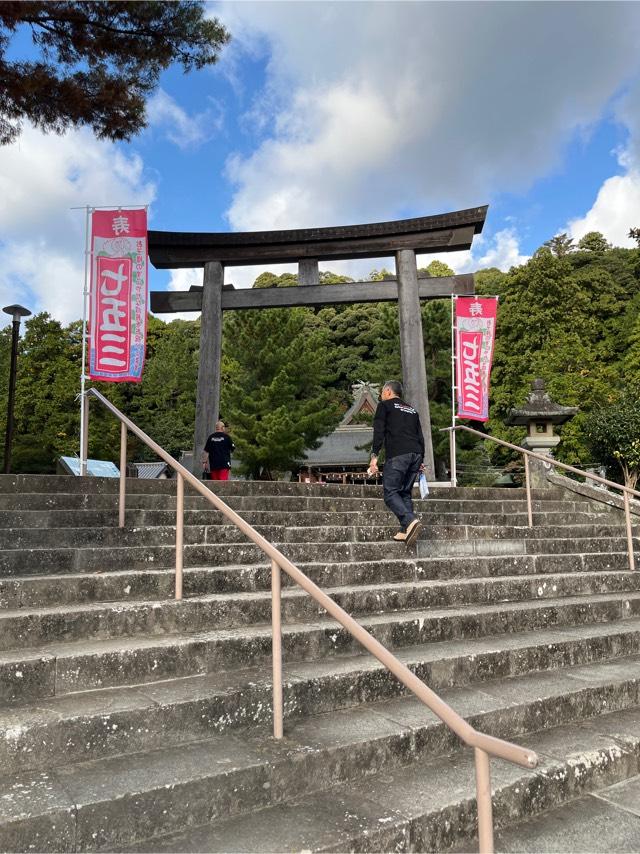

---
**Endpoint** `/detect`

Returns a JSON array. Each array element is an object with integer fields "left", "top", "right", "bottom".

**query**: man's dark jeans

[{"left": 382, "top": 452, "right": 422, "bottom": 529}]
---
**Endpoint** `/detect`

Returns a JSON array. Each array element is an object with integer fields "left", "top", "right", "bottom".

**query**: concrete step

[
  {"left": 0, "top": 474, "right": 563, "bottom": 501},
  {"left": 2, "top": 553, "right": 634, "bottom": 609},
  {"left": 418, "top": 535, "right": 639, "bottom": 558},
  {"left": 0, "top": 474, "right": 381, "bottom": 498},
  {"left": 2, "top": 532, "right": 637, "bottom": 576},
  {"left": 0, "top": 474, "right": 632, "bottom": 850},
  {"left": 124, "top": 706, "right": 640, "bottom": 854},
  {"left": 2, "top": 675, "right": 638, "bottom": 852},
  {"left": 493, "top": 774, "right": 640, "bottom": 853},
  {"left": 0, "top": 490, "right": 603, "bottom": 516},
  {"left": 1, "top": 636, "right": 639, "bottom": 777},
  {"left": 0, "top": 520, "right": 632, "bottom": 551},
  {"left": 3, "top": 602, "right": 640, "bottom": 705},
  {"left": 1, "top": 574, "right": 640, "bottom": 652},
  {"left": 0, "top": 507, "right": 617, "bottom": 531}
]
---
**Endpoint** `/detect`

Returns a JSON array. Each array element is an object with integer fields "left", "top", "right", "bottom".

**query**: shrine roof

[{"left": 303, "top": 426, "right": 372, "bottom": 467}]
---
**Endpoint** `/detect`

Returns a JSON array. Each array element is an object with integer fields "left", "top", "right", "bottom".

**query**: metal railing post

[
  {"left": 175, "top": 473, "right": 184, "bottom": 599},
  {"left": 119, "top": 422, "right": 127, "bottom": 528},
  {"left": 271, "top": 558, "right": 284, "bottom": 738},
  {"left": 450, "top": 427, "right": 457, "bottom": 488},
  {"left": 81, "top": 392, "right": 90, "bottom": 475},
  {"left": 475, "top": 748, "right": 494, "bottom": 854},
  {"left": 624, "top": 490, "right": 636, "bottom": 571},
  {"left": 523, "top": 453, "right": 533, "bottom": 528}
]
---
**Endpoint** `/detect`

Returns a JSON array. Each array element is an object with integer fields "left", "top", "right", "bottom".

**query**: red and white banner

[
  {"left": 89, "top": 209, "right": 147, "bottom": 382},
  {"left": 455, "top": 297, "right": 498, "bottom": 421}
]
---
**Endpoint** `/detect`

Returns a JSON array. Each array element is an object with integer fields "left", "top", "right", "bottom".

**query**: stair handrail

[
  {"left": 444, "top": 425, "right": 639, "bottom": 571},
  {"left": 85, "top": 387, "right": 537, "bottom": 854}
]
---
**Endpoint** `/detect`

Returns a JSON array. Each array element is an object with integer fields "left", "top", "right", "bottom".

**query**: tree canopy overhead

[{"left": 0, "top": 1, "right": 229, "bottom": 144}]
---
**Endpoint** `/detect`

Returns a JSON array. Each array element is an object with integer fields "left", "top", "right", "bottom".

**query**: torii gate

[{"left": 148, "top": 205, "right": 488, "bottom": 478}]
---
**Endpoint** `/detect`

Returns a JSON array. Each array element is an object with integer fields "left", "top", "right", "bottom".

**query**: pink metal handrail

[
  {"left": 445, "top": 425, "right": 639, "bottom": 570},
  {"left": 86, "top": 388, "right": 538, "bottom": 853}
]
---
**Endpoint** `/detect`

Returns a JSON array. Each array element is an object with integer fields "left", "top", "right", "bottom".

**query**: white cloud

[
  {"left": 473, "top": 229, "right": 530, "bottom": 271},
  {"left": 146, "top": 89, "right": 224, "bottom": 149},
  {"left": 413, "top": 227, "right": 530, "bottom": 276},
  {"left": 567, "top": 82, "right": 640, "bottom": 247},
  {"left": 567, "top": 170, "right": 640, "bottom": 248},
  {"left": 0, "top": 124, "right": 155, "bottom": 327},
  {"left": 218, "top": 1, "right": 640, "bottom": 235}
]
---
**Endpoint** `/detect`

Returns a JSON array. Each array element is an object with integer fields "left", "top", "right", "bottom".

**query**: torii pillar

[
  {"left": 192, "top": 261, "right": 223, "bottom": 468},
  {"left": 396, "top": 249, "right": 436, "bottom": 480}
]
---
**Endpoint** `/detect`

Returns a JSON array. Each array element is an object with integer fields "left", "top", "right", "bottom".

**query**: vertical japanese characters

[
  {"left": 89, "top": 209, "right": 148, "bottom": 382},
  {"left": 455, "top": 297, "right": 498, "bottom": 421}
]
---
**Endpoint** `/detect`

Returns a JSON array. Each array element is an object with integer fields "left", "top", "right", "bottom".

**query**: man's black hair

[{"left": 383, "top": 380, "right": 403, "bottom": 398}]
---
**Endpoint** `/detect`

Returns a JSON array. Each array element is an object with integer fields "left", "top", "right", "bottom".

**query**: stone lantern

[{"left": 505, "top": 378, "right": 578, "bottom": 488}]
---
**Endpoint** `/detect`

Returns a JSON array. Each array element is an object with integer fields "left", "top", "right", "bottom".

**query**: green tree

[
  {"left": 316, "top": 300, "right": 383, "bottom": 402},
  {"left": 221, "top": 308, "right": 340, "bottom": 478},
  {"left": 10, "top": 313, "right": 84, "bottom": 471},
  {"left": 128, "top": 316, "right": 199, "bottom": 458},
  {"left": 0, "top": 1, "right": 229, "bottom": 144},
  {"left": 544, "top": 233, "right": 575, "bottom": 257},
  {"left": 368, "top": 268, "right": 395, "bottom": 281},
  {"left": 0, "top": 323, "right": 11, "bottom": 448},
  {"left": 577, "top": 231, "right": 611, "bottom": 252},
  {"left": 584, "top": 395, "right": 640, "bottom": 488},
  {"left": 629, "top": 227, "right": 640, "bottom": 247},
  {"left": 252, "top": 271, "right": 298, "bottom": 289},
  {"left": 421, "top": 260, "right": 454, "bottom": 277},
  {"left": 486, "top": 240, "right": 639, "bottom": 467},
  {"left": 475, "top": 267, "right": 508, "bottom": 298}
]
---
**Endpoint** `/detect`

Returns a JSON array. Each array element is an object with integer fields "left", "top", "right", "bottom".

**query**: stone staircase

[{"left": 0, "top": 474, "right": 639, "bottom": 852}]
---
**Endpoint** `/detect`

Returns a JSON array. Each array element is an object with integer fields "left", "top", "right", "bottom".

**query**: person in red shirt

[{"left": 201, "top": 420, "right": 235, "bottom": 481}]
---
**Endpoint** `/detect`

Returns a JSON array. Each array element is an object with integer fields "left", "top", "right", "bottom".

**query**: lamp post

[{"left": 3, "top": 304, "right": 31, "bottom": 474}]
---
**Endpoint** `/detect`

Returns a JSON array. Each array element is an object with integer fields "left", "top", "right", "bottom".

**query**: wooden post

[
  {"left": 192, "top": 261, "right": 224, "bottom": 474},
  {"left": 298, "top": 259, "right": 319, "bottom": 286},
  {"left": 396, "top": 248, "right": 436, "bottom": 480}
]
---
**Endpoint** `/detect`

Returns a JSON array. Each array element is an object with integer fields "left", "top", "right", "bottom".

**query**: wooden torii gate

[{"left": 148, "top": 205, "right": 488, "bottom": 477}]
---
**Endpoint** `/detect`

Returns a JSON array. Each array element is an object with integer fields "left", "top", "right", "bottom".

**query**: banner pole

[
  {"left": 79, "top": 206, "right": 91, "bottom": 476},
  {"left": 450, "top": 294, "right": 457, "bottom": 488}
]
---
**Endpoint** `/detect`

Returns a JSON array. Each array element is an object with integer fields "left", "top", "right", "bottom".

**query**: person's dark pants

[{"left": 382, "top": 452, "right": 422, "bottom": 529}]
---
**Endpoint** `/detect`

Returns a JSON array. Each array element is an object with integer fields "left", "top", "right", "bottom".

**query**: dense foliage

[
  {"left": 0, "top": 1, "right": 229, "bottom": 144},
  {"left": 584, "top": 395, "right": 640, "bottom": 489},
  {"left": 1, "top": 234, "right": 639, "bottom": 478}
]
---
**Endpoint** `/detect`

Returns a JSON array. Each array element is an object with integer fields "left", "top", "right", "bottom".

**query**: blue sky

[{"left": 1, "top": 1, "right": 640, "bottom": 325}]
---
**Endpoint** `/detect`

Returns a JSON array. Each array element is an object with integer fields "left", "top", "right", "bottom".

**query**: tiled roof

[
  {"left": 303, "top": 427, "right": 372, "bottom": 466},
  {"left": 134, "top": 462, "right": 170, "bottom": 479}
]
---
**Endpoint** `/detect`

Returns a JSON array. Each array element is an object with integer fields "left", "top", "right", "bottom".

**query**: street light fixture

[{"left": 3, "top": 304, "right": 31, "bottom": 474}]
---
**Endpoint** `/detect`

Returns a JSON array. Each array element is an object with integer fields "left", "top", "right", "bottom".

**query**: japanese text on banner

[
  {"left": 89, "top": 209, "right": 148, "bottom": 383},
  {"left": 455, "top": 297, "right": 498, "bottom": 421}
]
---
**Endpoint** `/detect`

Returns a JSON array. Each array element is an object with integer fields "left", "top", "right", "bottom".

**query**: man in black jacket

[{"left": 368, "top": 381, "right": 424, "bottom": 545}]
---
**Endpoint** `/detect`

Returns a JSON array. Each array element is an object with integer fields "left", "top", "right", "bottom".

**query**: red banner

[
  {"left": 89, "top": 209, "right": 147, "bottom": 382},
  {"left": 455, "top": 297, "right": 498, "bottom": 421}
]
